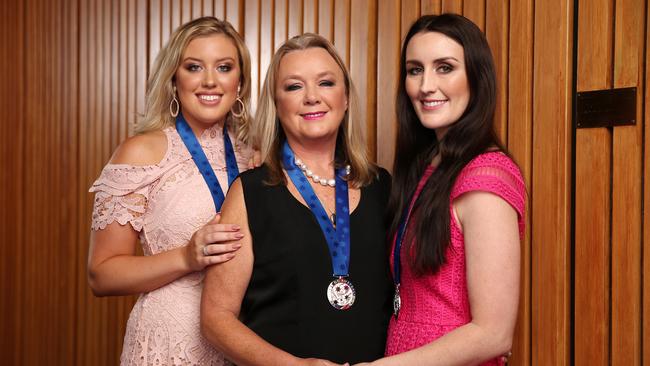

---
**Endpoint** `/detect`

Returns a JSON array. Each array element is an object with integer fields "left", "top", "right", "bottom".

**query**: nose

[
  {"left": 419, "top": 69, "right": 437, "bottom": 95},
  {"left": 303, "top": 84, "right": 321, "bottom": 105},
  {"left": 202, "top": 69, "right": 216, "bottom": 87}
]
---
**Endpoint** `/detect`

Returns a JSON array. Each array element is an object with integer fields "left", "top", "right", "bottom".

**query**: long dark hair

[{"left": 387, "top": 14, "right": 505, "bottom": 275}]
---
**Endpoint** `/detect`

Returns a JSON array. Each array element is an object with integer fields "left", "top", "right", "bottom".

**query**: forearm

[
  {"left": 375, "top": 322, "right": 511, "bottom": 366},
  {"left": 88, "top": 246, "right": 191, "bottom": 296},
  {"left": 202, "top": 311, "right": 302, "bottom": 366}
]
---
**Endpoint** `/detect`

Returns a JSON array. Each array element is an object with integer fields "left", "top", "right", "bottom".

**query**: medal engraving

[{"left": 327, "top": 277, "right": 356, "bottom": 310}]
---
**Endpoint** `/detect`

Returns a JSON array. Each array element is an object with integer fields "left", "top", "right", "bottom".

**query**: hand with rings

[{"left": 184, "top": 213, "right": 243, "bottom": 272}]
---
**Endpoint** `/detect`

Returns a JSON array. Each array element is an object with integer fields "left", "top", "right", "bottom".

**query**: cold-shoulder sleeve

[
  {"left": 89, "top": 164, "right": 162, "bottom": 231},
  {"left": 451, "top": 153, "right": 526, "bottom": 236}
]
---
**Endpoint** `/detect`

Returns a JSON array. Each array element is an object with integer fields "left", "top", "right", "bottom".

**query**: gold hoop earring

[
  {"left": 231, "top": 97, "right": 246, "bottom": 119},
  {"left": 170, "top": 90, "right": 180, "bottom": 118}
]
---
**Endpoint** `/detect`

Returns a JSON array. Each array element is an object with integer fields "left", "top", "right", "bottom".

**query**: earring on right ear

[
  {"left": 170, "top": 85, "right": 180, "bottom": 118},
  {"left": 231, "top": 84, "right": 246, "bottom": 119}
]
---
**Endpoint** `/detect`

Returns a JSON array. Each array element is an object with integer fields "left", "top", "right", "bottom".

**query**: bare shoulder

[{"left": 109, "top": 130, "right": 168, "bottom": 166}]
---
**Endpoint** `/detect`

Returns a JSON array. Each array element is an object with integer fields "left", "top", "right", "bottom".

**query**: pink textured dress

[
  {"left": 90, "top": 124, "right": 253, "bottom": 365},
  {"left": 385, "top": 152, "right": 526, "bottom": 365}
]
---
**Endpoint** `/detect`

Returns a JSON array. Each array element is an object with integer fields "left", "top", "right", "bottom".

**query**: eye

[
  {"left": 436, "top": 64, "right": 453, "bottom": 73},
  {"left": 217, "top": 63, "right": 233, "bottom": 72},
  {"left": 185, "top": 63, "right": 202, "bottom": 72},
  {"left": 285, "top": 83, "right": 302, "bottom": 91},
  {"left": 406, "top": 66, "right": 423, "bottom": 76},
  {"left": 319, "top": 80, "right": 335, "bottom": 87}
]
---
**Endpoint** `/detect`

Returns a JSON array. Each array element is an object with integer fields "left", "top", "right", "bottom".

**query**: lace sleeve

[
  {"left": 89, "top": 164, "right": 161, "bottom": 231},
  {"left": 451, "top": 153, "right": 527, "bottom": 235}
]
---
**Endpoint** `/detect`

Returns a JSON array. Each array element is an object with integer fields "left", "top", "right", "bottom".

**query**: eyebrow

[
  {"left": 406, "top": 56, "right": 460, "bottom": 64},
  {"left": 182, "top": 56, "right": 236, "bottom": 63},
  {"left": 282, "top": 70, "right": 337, "bottom": 81}
]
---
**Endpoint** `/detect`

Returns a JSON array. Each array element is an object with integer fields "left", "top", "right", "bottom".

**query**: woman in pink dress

[
  {"left": 358, "top": 14, "right": 525, "bottom": 365},
  {"left": 87, "top": 17, "right": 253, "bottom": 365}
]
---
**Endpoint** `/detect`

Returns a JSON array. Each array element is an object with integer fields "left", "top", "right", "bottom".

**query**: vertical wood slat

[
  {"left": 303, "top": 0, "right": 317, "bottom": 33},
  {"left": 333, "top": 0, "right": 349, "bottom": 65},
  {"left": 644, "top": 1, "right": 650, "bottom": 361},
  {"left": 349, "top": 0, "right": 377, "bottom": 160},
  {"left": 485, "top": 2, "right": 508, "bottom": 143},
  {"left": 462, "top": 0, "right": 485, "bottom": 31},
  {"left": 573, "top": 1, "right": 613, "bottom": 365},
  {"left": 442, "top": 0, "right": 462, "bottom": 14},
  {"left": 611, "top": 0, "right": 645, "bottom": 364},
  {"left": 226, "top": 0, "right": 243, "bottom": 33},
  {"left": 274, "top": 0, "right": 287, "bottom": 51},
  {"left": 288, "top": 0, "right": 302, "bottom": 38},
  {"left": 259, "top": 0, "right": 273, "bottom": 105},
  {"left": 376, "top": 0, "right": 400, "bottom": 170},
  {"left": 318, "top": 0, "right": 334, "bottom": 41},
  {"left": 531, "top": 0, "right": 573, "bottom": 365},
  {"left": 244, "top": 0, "right": 260, "bottom": 106},
  {"left": 420, "top": 0, "right": 441, "bottom": 16},
  {"left": 507, "top": 0, "right": 534, "bottom": 364},
  {"left": 400, "top": 0, "right": 419, "bottom": 42}
]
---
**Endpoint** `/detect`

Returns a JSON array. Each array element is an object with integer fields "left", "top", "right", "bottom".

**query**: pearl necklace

[{"left": 294, "top": 158, "right": 351, "bottom": 187}]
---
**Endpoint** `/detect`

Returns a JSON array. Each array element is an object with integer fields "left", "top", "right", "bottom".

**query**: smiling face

[
  {"left": 274, "top": 47, "right": 348, "bottom": 148},
  {"left": 405, "top": 31, "right": 470, "bottom": 139},
  {"left": 174, "top": 33, "right": 241, "bottom": 130}
]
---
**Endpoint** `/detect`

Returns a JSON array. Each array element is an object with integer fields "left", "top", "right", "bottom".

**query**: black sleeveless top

[{"left": 239, "top": 165, "right": 393, "bottom": 364}]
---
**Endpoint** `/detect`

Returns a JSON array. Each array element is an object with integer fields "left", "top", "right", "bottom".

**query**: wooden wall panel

[
  {"left": 376, "top": 0, "right": 400, "bottom": 169},
  {"left": 442, "top": 0, "right": 462, "bottom": 14},
  {"left": 641, "top": 0, "right": 650, "bottom": 358},
  {"left": 531, "top": 0, "right": 573, "bottom": 364},
  {"left": 463, "top": 0, "right": 485, "bottom": 31},
  {"left": 318, "top": 0, "right": 334, "bottom": 41},
  {"left": 485, "top": 2, "right": 508, "bottom": 143},
  {"left": 573, "top": 1, "right": 613, "bottom": 364},
  {"left": 274, "top": 0, "right": 288, "bottom": 51},
  {"left": 349, "top": 0, "right": 377, "bottom": 160},
  {"left": 333, "top": 0, "right": 350, "bottom": 65},
  {"left": 304, "top": 0, "right": 317, "bottom": 33},
  {"left": 507, "top": 1, "right": 533, "bottom": 364},
  {"left": 421, "top": 0, "right": 441, "bottom": 15},
  {"left": 611, "top": 0, "right": 644, "bottom": 364}
]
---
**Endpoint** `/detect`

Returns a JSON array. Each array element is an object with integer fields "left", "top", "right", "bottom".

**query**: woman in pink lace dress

[
  {"left": 357, "top": 14, "right": 525, "bottom": 366},
  {"left": 87, "top": 17, "right": 253, "bottom": 365}
]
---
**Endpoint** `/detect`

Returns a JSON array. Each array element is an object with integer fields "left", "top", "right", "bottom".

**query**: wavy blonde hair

[
  {"left": 253, "top": 33, "right": 375, "bottom": 187},
  {"left": 136, "top": 17, "right": 252, "bottom": 143}
]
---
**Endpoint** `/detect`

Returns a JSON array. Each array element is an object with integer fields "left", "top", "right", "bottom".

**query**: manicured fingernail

[
  {"left": 232, "top": 225, "right": 240, "bottom": 230},
  {"left": 235, "top": 233, "right": 244, "bottom": 238}
]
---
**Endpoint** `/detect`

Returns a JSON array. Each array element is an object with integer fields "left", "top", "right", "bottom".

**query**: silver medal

[
  {"left": 327, "top": 277, "right": 356, "bottom": 310},
  {"left": 393, "top": 284, "right": 401, "bottom": 318}
]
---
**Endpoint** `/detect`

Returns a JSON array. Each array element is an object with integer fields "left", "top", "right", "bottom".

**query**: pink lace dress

[
  {"left": 385, "top": 152, "right": 526, "bottom": 365},
  {"left": 90, "top": 124, "right": 253, "bottom": 365}
]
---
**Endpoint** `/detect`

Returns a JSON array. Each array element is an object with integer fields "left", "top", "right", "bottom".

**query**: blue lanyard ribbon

[
  {"left": 393, "top": 169, "right": 433, "bottom": 286},
  {"left": 281, "top": 141, "right": 351, "bottom": 277},
  {"left": 175, "top": 113, "right": 240, "bottom": 211}
]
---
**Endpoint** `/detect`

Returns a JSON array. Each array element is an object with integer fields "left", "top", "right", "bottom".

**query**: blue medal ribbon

[
  {"left": 175, "top": 113, "right": 240, "bottom": 211},
  {"left": 281, "top": 141, "right": 351, "bottom": 278},
  {"left": 393, "top": 168, "right": 433, "bottom": 318}
]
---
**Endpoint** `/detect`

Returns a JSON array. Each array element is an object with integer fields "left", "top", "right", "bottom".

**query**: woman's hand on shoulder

[
  {"left": 184, "top": 213, "right": 243, "bottom": 271},
  {"left": 109, "top": 130, "right": 167, "bottom": 166},
  {"left": 248, "top": 149, "right": 262, "bottom": 169}
]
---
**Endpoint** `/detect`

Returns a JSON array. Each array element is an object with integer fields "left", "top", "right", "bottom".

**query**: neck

[
  {"left": 181, "top": 113, "right": 225, "bottom": 137},
  {"left": 287, "top": 136, "right": 337, "bottom": 176}
]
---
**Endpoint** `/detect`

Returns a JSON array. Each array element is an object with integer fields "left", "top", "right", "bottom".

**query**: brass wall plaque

[{"left": 575, "top": 87, "right": 636, "bottom": 128}]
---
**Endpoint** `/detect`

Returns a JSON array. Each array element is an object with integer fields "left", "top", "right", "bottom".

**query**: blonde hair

[
  {"left": 137, "top": 17, "right": 252, "bottom": 143},
  {"left": 253, "top": 33, "right": 375, "bottom": 187}
]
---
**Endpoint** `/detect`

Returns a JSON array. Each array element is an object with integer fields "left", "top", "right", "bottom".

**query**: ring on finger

[{"left": 202, "top": 245, "right": 209, "bottom": 256}]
